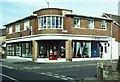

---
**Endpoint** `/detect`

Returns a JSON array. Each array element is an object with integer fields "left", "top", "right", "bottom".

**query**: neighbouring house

[
  {"left": 102, "top": 13, "right": 120, "bottom": 58},
  {"left": 4, "top": 8, "right": 116, "bottom": 62},
  {"left": 0, "top": 28, "right": 6, "bottom": 58}
]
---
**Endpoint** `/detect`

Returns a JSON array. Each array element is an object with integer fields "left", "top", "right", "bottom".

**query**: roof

[
  {"left": 4, "top": 14, "right": 37, "bottom": 27},
  {"left": 0, "top": 42, "right": 6, "bottom": 48},
  {"left": 102, "top": 13, "right": 120, "bottom": 26},
  {"left": 33, "top": 8, "right": 72, "bottom": 13},
  {"left": 0, "top": 28, "right": 6, "bottom": 36},
  {"left": 65, "top": 14, "right": 113, "bottom": 21}
]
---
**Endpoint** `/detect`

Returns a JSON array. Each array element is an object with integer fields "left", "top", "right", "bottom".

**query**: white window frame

[
  {"left": 9, "top": 26, "right": 12, "bottom": 34},
  {"left": 74, "top": 18, "right": 80, "bottom": 28},
  {"left": 38, "top": 15, "right": 63, "bottom": 30},
  {"left": 101, "top": 20, "right": 107, "bottom": 30},
  {"left": 24, "top": 20, "right": 30, "bottom": 30},
  {"left": 88, "top": 19, "right": 94, "bottom": 29},
  {"left": 15, "top": 24, "right": 20, "bottom": 32}
]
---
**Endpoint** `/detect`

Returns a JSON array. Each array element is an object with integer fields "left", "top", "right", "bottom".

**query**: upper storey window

[
  {"left": 101, "top": 21, "right": 107, "bottom": 30},
  {"left": 15, "top": 24, "right": 20, "bottom": 32},
  {"left": 9, "top": 26, "right": 12, "bottom": 34},
  {"left": 24, "top": 20, "right": 30, "bottom": 30},
  {"left": 38, "top": 16, "right": 63, "bottom": 29},
  {"left": 88, "top": 20, "right": 94, "bottom": 29},
  {"left": 74, "top": 18, "right": 80, "bottom": 28}
]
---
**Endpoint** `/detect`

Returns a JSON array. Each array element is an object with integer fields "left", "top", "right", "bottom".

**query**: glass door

[{"left": 49, "top": 45, "right": 58, "bottom": 60}]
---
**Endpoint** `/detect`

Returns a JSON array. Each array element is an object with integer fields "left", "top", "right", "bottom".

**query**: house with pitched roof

[{"left": 102, "top": 13, "right": 120, "bottom": 58}]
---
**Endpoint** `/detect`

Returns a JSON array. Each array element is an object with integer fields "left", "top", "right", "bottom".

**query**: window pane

[
  {"left": 38, "top": 16, "right": 63, "bottom": 29},
  {"left": 16, "top": 24, "right": 20, "bottom": 32},
  {"left": 88, "top": 20, "right": 94, "bottom": 29},
  {"left": 102, "top": 21, "right": 106, "bottom": 29},
  {"left": 52, "top": 17, "right": 55, "bottom": 28},
  {"left": 74, "top": 18, "right": 80, "bottom": 27},
  {"left": 9, "top": 27, "right": 12, "bottom": 34},
  {"left": 47, "top": 16, "right": 51, "bottom": 28},
  {"left": 43, "top": 17, "right": 46, "bottom": 28},
  {"left": 40, "top": 17, "right": 43, "bottom": 28},
  {"left": 56, "top": 17, "right": 58, "bottom": 28},
  {"left": 60, "top": 17, "right": 62, "bottom": 28},
  {"left": 22, "top": 43, "right": 26, "bottom": 54},
  {"left": 26, "top": 43, "right": 29, "bottom": 48},
  {"left": 24, "top": 21, "right": 30, "bottom": 30}
]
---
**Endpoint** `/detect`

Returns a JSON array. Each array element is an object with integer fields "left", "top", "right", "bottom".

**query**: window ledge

[{"left": 62, "top": 30, "right": 68, "bottom": 33}]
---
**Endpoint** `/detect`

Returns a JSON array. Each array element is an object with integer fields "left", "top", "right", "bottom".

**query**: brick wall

[
  {"left": 34, "top": 9, "right": 62, "bottom": 16},
  {"left": 6, "top": 8, "right": 112, "bottom": 39},
  {"left": 64, "top": 16, "right": 111, "bottom": 36},
  {"left": 6, "top": 18, "right": 36, "bottom": 39}
]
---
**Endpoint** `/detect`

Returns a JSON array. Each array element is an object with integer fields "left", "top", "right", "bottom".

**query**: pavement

[{"left": 0, "top": 57, "right": 118, "bottom": 82}]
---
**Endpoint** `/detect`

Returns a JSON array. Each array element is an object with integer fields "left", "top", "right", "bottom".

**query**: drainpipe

[{"left": 110, "top": 17, "right": 113, "bottom": 63}]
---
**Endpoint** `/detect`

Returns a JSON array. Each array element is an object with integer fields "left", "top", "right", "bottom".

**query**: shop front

[
  {"left": 38, "top": 40, "right": 65, "bottom": 60},
  {"left": 7, "top": 41, "right": 32, "bottom": 58},
  {"left": 72, "top": 41, "right": 109, "bottom": 58},
  {"left": 6, "top": 35, "right": 110, "bottom": 61}
]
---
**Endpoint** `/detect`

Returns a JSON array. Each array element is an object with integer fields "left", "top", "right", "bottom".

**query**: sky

[{"left": 1, "top": 0, "right": 120, "bottom": 29}]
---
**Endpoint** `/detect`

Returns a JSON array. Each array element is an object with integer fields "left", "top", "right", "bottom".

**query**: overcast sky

[{"left": 1, "top": 0, "right": 120, "bottom": 29}]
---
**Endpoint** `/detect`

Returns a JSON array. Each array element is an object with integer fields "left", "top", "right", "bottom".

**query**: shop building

[{"left": 4, "top": 8, "right": 116, "bottom": 62}]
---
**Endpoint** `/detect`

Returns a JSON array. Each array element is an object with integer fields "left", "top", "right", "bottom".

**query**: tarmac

[{"left": 0, "top": 57, "right": 119, "bottom": 82}]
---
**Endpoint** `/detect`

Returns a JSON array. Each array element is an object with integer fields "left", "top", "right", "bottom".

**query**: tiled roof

[
  {"left": 4, "top": 15, "right": 37, "bottom": 27},
  {"left": 103, "top": 13, "right": 120, "bottom": 26},
  {"left": 66, "top": 14, "right": 112, "bottom": 21}
]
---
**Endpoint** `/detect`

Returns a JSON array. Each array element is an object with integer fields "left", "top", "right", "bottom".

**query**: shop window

[
  {"left": 15, "top": 44, "right": 21, "bottom": 56},
  {"left": 72, "top": 42, "right": 90, "bottom": 58},
  {"left": 72, "top": 42, "right": 100, "bottom": 58},
  {"left": 39, "top": 44, "right": 47, "bottom": 58},
  {"left": 22, "top": 42, "right": 32, "bottom": 57},
  {"left": 60, "top": 46, "right": 65, "bottom": 58},
  {"left": 104, "top": 43, "right": 107, "bottom": 53},
  {"left": 7, "top": 44, "right": 14, "bottom": 56}
]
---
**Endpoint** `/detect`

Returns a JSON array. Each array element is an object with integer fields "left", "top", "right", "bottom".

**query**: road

[{"left": 0, "top": 60, "right": 98, "bottom": 82}]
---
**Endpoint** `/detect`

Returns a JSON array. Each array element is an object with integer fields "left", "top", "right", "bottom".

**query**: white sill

[
  {"left": 38, "top": 28, "right": 63, "bottom": 30},
  {"left": 74, "top": 27, "right": 80, "bottom": 28}
]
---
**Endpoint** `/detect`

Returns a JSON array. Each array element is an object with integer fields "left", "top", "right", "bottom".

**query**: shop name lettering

[{"left": 92, "top": 37, "right": 101, "bottom": 40}]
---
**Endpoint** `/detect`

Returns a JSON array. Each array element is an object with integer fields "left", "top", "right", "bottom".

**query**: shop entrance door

[
  {"left": 49, "top": 45, "right": 58, "bottom": 60},
  {"left": 91, "top": 42, "right": 99, "bottom": 57}
]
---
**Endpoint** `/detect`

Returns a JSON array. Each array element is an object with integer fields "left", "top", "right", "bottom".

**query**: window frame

[
  {"left": 88, "top": 19, "right": 94, "bottom": 29},
  {"left": 74, "top": 17, "right": 80, "bottom": 28},
  {"left": 101, "top": 20, "right": 107, "bottom": 30},
  {"left": 8, "top": 26, "right": 12, "bottom": 34},
  {"left": 24, "top": 20, "right": 30, "bottom": 30},
  {"left": 15, "top": 23, "right": 20, "bottom": 32},
  {"left": 38, "top": 15, "right": 63, "bottom": 30}
]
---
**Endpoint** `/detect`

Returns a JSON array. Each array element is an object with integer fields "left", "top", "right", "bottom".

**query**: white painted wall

[
  {"left": 118, "top": 42, "right": 120, "bottom": 57},
  {"left": 107, "top": 38, "right": 119, "bottom": 60}
]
